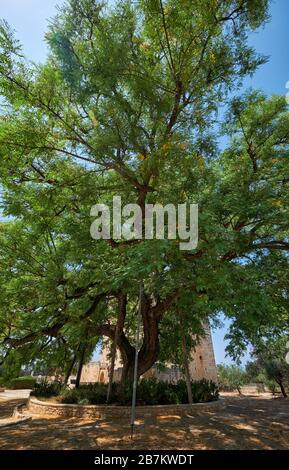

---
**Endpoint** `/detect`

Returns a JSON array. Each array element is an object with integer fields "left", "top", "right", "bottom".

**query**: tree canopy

[{"left": 0, "top": 0, "right": 288, "bottom": 383}]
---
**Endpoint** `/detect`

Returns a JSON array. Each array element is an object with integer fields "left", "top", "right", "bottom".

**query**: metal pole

[{"left": 130, "top": 281, "right": 143, "bottom": 440}]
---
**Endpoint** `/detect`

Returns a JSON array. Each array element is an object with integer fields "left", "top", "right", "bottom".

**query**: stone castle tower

[
  {"left": 188, "top": 322, "right": 218, "bottom": 383},
  {"left": 80, "top": 323, "right": 218, "bottom": 384}
]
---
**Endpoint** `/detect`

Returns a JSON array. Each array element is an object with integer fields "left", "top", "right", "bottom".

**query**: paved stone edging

[
  {"left": 0, "top": 403, "right": 32, "bottom": 429},
  {"left": 0, "top": 416, "right": 32, "bottom": 429},
  {"left": 28, "top": 397, "right": 225, "bottom": 420}
]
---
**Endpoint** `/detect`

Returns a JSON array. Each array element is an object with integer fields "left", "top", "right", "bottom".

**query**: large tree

[{"left": 0, "top": 0, "right": 288, "bottom": 385}]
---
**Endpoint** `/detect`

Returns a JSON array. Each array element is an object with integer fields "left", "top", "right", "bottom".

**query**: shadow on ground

[{"left": 0, "top": 396, "right": 288, "bottom": 450}]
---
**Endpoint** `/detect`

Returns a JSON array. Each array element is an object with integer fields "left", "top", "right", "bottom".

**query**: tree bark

[
  {"left": 64, "top": 353, "right": 77, "bottom": 386},
  {"left": 106, "top": 342, "right": 117, "bottom": 402},
  {"left": 138, "top": 295, "right": 160, "bottom": 378},
  {"left": 75, "top": 345, "right": 86, "bottom": 389},
  {"left": 118, "top": 301, "right": 160, "bottom": 386},
  {"left": 278, "top": 381, "right": 288, "bottom": 398},
  {"left": 106, "top": 294, "right": 127, "bottom": 403},
  {"left": 179, "top": 308, "right": 193, "bottom": 404},
  {"left": 182, "top": 334, "right": 193, "bottom": 404}
]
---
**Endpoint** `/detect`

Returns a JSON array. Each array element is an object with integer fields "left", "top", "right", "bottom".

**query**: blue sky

[{"left": 1, "top": 0, "right": 288, "bottom": 365}]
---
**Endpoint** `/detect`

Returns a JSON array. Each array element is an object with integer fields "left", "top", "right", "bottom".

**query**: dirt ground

[{"left": 0, "top": 394, "right": 288, "bottom": 450}]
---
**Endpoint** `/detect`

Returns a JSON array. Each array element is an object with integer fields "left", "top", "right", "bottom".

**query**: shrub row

[
  {"left": 57, "top": 378, "right": 219, "bottom": 406},
  {"left": 60, "top": 382, "right": 109, "bottom": 405}
]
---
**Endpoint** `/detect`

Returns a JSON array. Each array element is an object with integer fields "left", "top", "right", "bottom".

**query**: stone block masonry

[{"left": 28, "top": 397, "right": 225, "bottom": 422}]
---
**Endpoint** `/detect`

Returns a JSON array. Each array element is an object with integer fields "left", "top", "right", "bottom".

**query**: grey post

[{"left": 130, "top": 281, "right": 143, "bottom": 439}]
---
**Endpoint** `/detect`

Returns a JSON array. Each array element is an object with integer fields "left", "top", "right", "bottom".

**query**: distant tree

[
  {"left": 246, "top": 336, "right": 289, "bottom": 398},
  {"left": 246, "top": 361, "right": 276, "bottom": 394},
  {"left": 263, "top": 361, "right": 289, "bottom": 398},
  {"left": 217, "top": 363, "right": 246, "bottom": 395}
]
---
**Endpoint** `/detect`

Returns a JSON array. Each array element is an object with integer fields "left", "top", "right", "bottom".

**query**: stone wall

[
  {"left": 28, "top": 397, "right": 224, "bottom": 421},
  {"left": 80, "top": 362, "right": 108, "bottom": 384},
  {"left": 189, "top": 323, "right": 218, "bottom": 383}
]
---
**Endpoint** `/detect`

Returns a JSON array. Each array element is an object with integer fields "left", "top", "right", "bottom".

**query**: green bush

[
  {"left": 133, "top": 378, "right": 219, "bottom": 405},
  {"left": 0, "top": 377, "right": 6, "bottom": 388},
  {"left": 32, "top": 379, "right": 63, "bottom": 398},
  {"left": 60, "top": 383, "right": 113, "bottom": 405},
  {"left": 122, "top": 379, "right": 186, "bottom": 405},
  {"left": 8, "top": 376, "right": 36, "bottom": 390},
  {"left": 59, "top": 379, "right": 219, "bottom": 405},
  {"left": 191, "top": 378, "right": 219, "bottom": 403}
]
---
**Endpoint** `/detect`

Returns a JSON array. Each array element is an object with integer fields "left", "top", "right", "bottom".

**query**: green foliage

[
  {"left": 60, "top": 383, "right": 109, "bottom": 405},
  {"left": 246, "top": 336, "right": 289, "bottom": 396},
  {"left": 190, "top": 378, "right": 219, "bottom": 403},
  {"left": 265, "top": 380, "right": 279, "bottom": 395},
  {"left": 122, "top": 379, "right": 185, "bottom": 405},
  {"left": 1, "top": 350, "right": 22, "bottom": 381},
  {"left": 7, "top": 376, "right": 36, "bottom": 390},
  {"left": 32, "top": 379, "right": 64, "bottom": 398},
  {"left": 217, "top": 364, "right": 246, "bottom": 393},
  {"left": 263, "top": 360, "right": 289, "bottom": 388},
  {"left": 59, "top": 378, "right": 218, "bottom": 405},
  {"left": 0, "top": 377, "right": 6, "bottom": 387},
  {"left": 0, "top": 0, "right": 287, "bottom": 380},
  {"left": 246, "top": 361, "right": 288, "bottom": 395}
]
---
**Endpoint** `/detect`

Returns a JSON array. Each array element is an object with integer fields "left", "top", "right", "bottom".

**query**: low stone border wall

[
  {"left": 28, "top": 397, "right": 225, "bottom": 421},
  {"left": 0, "top": 404, "right": 32, "bottom": 429},
  {"left": 0, "top": 415, "right": 32, "bottom": 429}
]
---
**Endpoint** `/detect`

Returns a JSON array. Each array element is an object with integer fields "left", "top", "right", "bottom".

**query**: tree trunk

[
  {"left": 119, "top": 305, "right": 160, "bottom": 385},
  {"left": 278, "top": 381, "right": 288, "bottom": 398},
  {"left": 182, "top": 334, "right": 193, "bottom": 404},
  {"left": 179, "top": 308, "right": 193, "bottom": 404},
  {"left": 116, "top": 347, "right": 135, "bottom": 402},
  {"left": 138, "top": 294, "right": 160, "bottom": 376},
  {"left": 75, "top": 345, "right": 86, "bottom": 389},
  {"left": 106, "top": 294, "right": 127, "bottom": 403},
  {"left": 97, "top": 291, "right": 162, "bottom": 398},
  {"left": 64, "top": 353, "right": 77, "bottom": 386},
  {"left": 106, "top": 342, "right": 117, "bottom": 403}
]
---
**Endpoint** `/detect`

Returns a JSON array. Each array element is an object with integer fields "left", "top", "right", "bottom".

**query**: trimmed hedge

[
  {"left": 59, "top": 378, "right": 219, "bottom": 406},
  {"left": 8, "top": 376, "right": 36, "bottom": 389}
]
